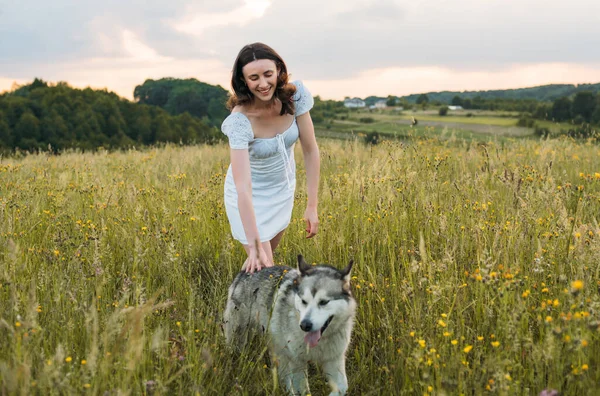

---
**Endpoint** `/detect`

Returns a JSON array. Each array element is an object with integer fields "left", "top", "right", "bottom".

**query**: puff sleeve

[
  {"left": 292, "top": 80, "right": 314, "bottom": 116},
  {"left": 221, "top": 113, "right": 254, "bottom": 149}
]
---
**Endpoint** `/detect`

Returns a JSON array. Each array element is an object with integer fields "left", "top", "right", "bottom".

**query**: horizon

[
  {"left": 2, "top": 75, "right": 600, "bottom": 102},
  {"left": 2, "top": 1, "right": 600, "bottom": 100}
]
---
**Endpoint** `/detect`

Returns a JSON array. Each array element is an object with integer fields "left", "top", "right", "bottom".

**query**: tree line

[
  {"left": 0, "top": 79, "right": 225, "bottom": 152},
  {"left": 402, "top": 83, "right": 600, "bottom": 104},
  {"left": 2, "top": 77, "right": 598, "bottom": 153},
  {"left": 523, "top": 91, "right": 600, "bottom": 137}
]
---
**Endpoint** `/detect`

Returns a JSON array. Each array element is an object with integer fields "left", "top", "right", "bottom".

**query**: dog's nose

[{"left": 300, "top": 319, "right": 313, "bottom": 332}]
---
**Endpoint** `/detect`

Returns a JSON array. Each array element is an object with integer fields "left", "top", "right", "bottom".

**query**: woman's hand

[
  {"left": 304, "top": 206, "right": 319, "bottom": 238},
  {"left": 244, "top": 244, "right": 273, "bottom": 273}
]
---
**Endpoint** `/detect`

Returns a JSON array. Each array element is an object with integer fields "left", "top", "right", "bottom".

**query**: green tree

[
  {"left": 41, "top": 111, "right": 69, "bottom": 149},
  {"left": 416, "top": 94, "right": 429, "bottom": 105},
  {"left": 571, "top": 91, "right": 596, "bottom": 123},
  {"left": 551, "top": 97, "right": 572, "bottom": 122},
  {"left": 386, "top": 95, "right": 396, "bottom": 107},
  {"left": 592, "top": 97, "right": 600, "bottom": 125},
  {"left": 0, "top": 96, "right": 30, "bottom": 127},
  {"left": 451, "top": 96, "right": 463, "bottom": 106},
  {"left": 439, "top": 106, "right": 449, "bottom": 116},
  {"left": 0, "top": 117, "right": 12, "bottom": 147},
  {"left": 14, "top": 112, "right": 41, "bottom": 149},
  {"left": 134, "top": 78, "right": 229, "bottom": 125},
  {"left": 153, "top": 112, "right": 174, "bottom": 142},
  {"left": 165, "top": 87, "right": 208, "bottom": 119}
]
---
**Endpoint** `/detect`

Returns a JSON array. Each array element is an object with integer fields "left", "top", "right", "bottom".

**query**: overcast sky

[{"left": 1, "top": 0, "right": 600, "bottom": 99}]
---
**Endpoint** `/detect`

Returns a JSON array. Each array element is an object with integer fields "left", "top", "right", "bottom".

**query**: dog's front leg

[
  {"left": 322, "top": 358, "right": 348, "bottom": 395},
  {"left": 278, "top": 357, "right": 309, "bottom": 395}
]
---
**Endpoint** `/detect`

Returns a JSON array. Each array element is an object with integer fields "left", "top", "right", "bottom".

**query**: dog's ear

[
  {"left": 297, "top": 255, "right": 311, "bottom": 276},
  {"left": 341, "top": 259, "right": 354, "bottom": 280},
  {"left": 341, "top": 259, "right": 354, "bottom": 294}
]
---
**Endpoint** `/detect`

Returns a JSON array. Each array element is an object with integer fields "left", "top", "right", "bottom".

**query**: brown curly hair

[{"left": 226, "top": 43, "right": 297, "bottom": 116}]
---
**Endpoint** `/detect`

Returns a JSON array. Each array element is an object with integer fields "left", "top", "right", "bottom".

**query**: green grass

[
  {"left": 536, "top": 119, "right": 582, "bottom": 133},
  {"left": 345, "top": 109, "right": 521, "bottom": 126},
  {"left": 1, "top": 137, "right": 600, "bottom": 394},
  {"left": 396, "top": 114, "right": 518, "bottom": 127},
  {"left": 317, "top": 109, "right": 535, "bottom": 142}
]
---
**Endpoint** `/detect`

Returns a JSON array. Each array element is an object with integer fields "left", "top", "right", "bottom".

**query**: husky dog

[{"left": 223, "top": 255, "right": 356, "bottom": 395}]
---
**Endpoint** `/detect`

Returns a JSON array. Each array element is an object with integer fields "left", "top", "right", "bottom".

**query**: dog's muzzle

[{"left": 302, "top": 315, "right": 334, "bottom": 348}]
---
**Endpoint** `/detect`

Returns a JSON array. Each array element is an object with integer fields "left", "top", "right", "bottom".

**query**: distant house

[
  {"left": 369, "top": 100, "right": 387, "bottom": 109},
  {"left": 374, "top": 100, "right": 387, "bottom": 109},
  {"left": 448, "top": 105, "right": 463, "bottom": 111},
  {"left": 344, "top": 98, "right": 366, "bottom": 108}
]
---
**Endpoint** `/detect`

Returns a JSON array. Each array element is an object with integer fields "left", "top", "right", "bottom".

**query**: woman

[{"left": 222, "top": 43, "right": 320, "bottom": 273}]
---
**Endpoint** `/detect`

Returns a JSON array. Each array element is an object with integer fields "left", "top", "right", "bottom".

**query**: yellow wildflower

[{"left": 571, "top": 280, "right": 584, "bottom": 291}]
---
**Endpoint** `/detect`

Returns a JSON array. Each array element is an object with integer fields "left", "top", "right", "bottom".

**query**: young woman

[{"left": 222, "top": 43, "right": 320, "bottom": 273}]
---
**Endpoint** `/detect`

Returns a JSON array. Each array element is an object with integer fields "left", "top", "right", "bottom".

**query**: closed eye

[{"left": 319, "top": 300, "right": 329, "bottom": 306}]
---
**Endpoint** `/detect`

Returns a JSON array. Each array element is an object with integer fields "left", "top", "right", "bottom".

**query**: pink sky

[{"left": 2, "top": 0, "right": 600, "bottom": 100}]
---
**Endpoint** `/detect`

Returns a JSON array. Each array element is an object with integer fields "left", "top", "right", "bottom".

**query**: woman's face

[{"left": 241, "top": 59, "right": 279, "bottom": 102}]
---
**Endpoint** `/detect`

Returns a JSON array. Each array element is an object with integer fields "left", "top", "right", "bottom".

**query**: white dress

[{"left": 222, "top": 81, "right": 314, "bottom": 244}]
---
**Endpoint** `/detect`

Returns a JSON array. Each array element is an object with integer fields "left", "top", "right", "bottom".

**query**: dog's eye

[
  {"left": 319, "top": 300, "right": 329, "bottom": 306},
  {"left": 301, "top": 299, "right": 307, "bottom": 305}
]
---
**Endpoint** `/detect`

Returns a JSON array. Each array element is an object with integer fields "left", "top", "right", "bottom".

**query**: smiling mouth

[
  {"left": 257, "top": 87, "right": 271, "bottom": 95},
  {"left": 303, "top": 315, "right": 334, "bottom": 348},
  {"left": 321, "top": 315, "right": 333, "bottom": 333}
]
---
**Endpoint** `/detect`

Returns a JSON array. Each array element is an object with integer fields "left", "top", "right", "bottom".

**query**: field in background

[
  {"left": 1, "top": 136, "right": 599, "bottom": 394},
  {"left": 316, "top": 108, "right": 577, "bottom": 142}
]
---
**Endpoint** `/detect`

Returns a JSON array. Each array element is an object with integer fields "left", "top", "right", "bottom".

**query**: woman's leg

[{"left": 269, "top": 229, "right": 286, "bottom": 253}]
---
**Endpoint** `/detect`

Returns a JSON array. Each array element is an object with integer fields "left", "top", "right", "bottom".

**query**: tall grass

[{"left": 1, "top": 136, "right": 599, "bottom": 394}]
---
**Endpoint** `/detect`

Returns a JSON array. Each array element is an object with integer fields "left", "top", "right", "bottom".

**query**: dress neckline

[{"left": 234, "top": 112, "right": 296, "bottom": 141}]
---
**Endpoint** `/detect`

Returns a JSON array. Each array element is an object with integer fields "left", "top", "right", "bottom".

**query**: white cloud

[
  {"left": 122, "top": 30, "right": 170, "bottom": 62},
  {"left": 172, "top": 0, "right": 273, "bottom": 37}
]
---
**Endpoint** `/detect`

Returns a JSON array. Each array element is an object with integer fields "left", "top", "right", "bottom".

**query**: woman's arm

[
  {"left": 230, "top": 148, "right": 271, "bottom": 271},
  {"left": 297, "top": 111, "right": 320, "bottom": 238}
]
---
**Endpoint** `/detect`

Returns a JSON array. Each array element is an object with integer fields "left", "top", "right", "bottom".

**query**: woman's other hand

[{"left": 304, "top": 206, "right": 319, "bottom": 238}]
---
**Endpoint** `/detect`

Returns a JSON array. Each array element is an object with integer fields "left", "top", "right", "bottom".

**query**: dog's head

[{"left": 293, "top": 255, "right": 356, "bottom": 348}]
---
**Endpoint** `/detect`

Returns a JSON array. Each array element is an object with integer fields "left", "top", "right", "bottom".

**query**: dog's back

[{"left": 223, "top": 266, "right": 298, "bottom": 347}]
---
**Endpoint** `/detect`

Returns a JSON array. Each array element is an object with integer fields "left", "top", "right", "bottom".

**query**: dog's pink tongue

[{"left": 304, "top": 330, "right": 322, "bottom": 348}]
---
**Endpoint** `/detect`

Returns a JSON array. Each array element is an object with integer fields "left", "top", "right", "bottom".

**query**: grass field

[
  {"left": 318, "top": 109, "right": 536, "bottom": 142},
  {"left": 1, "top": 136, "right": 600, "bottom": 394}
]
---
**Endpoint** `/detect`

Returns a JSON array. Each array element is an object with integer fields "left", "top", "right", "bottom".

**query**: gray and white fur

[{"left": 223, "top": 255, "right": 356, "bottom": 395}]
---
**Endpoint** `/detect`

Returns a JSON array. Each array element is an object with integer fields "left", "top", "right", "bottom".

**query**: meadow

[
  {"left": 1, "top": 134, "right": 599, "bottom": 395},
  {"left": 317, "top": 109, "right": 578, "bottom": 143}
]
